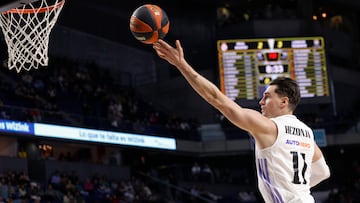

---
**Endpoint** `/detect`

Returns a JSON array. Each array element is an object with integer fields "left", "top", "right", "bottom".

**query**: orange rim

[{"left": 2, "top": 0, "right": 65, "bottom": 14}]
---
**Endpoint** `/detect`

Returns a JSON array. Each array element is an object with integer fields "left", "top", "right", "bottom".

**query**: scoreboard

[{"left": 217, "top": 37, "right": 330, "bottom": 102}]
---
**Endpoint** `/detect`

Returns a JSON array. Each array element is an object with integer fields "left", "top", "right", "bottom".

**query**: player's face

[{"left": 259, "top": 85, "right": 283, "bottom": 118}]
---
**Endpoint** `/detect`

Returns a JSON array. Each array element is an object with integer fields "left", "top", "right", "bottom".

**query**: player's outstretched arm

[
  {"left": 153, "top": 40, "right": 228, "bottom": 110},
  {"left": 310, "top": 143, "right": 331, "bottom": 187},
  {"left": 153, "top": 40, "right": 276, "bottom": 143}
]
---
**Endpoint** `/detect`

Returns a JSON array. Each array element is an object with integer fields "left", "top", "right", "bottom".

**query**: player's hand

[{"left": 153, "top": 39, "right": 185, "bottom": 68}]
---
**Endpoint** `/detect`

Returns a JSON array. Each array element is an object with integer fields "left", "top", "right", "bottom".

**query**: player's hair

[{"left": 270, "top": 77, "right": 300, "bottom": 111}]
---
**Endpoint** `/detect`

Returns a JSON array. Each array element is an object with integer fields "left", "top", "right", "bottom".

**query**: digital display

[
  {"left": 0, "top": 119, "right": 176, "bottom": 150},
  {"left": 217, "top": 37, "right": 331, "bottom": 102},
  {"left": 34, "top": 123, "right": 176, "bottom": 150}
]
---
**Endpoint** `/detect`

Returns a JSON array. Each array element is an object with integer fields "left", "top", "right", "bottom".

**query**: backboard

[{"left": 0, "top": 0, "right": 39, "bottom": 13}]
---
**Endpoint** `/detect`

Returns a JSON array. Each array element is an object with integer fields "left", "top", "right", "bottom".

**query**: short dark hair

[{"left": 269, "top": 77, "right": 300, "bottom": 111}]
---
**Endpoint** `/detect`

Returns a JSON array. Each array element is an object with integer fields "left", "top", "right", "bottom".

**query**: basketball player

[{"left": 153, "top": 39, "right": 330, "bottom": 203}]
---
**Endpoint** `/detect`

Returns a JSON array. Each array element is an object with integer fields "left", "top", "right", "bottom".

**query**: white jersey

[{"left": 255, "top": 115, "right": 315, "bottom": 203}]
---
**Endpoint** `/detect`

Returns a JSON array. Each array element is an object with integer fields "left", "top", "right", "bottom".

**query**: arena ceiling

[{"left": 56, "top": 0, "right": 355, "bottom": 46}]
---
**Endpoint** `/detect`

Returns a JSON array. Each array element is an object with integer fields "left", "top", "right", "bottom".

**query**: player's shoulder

[
  {"left": 271, "top": 114, "right": 297, "bottom": 120},
  {"left": 272, "top": 114, "right": 312, "bottom": 128}
]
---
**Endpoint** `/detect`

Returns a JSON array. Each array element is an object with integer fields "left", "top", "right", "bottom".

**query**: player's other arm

[{"left": 310, "top": 143, "right": 331, "bottom": 188}]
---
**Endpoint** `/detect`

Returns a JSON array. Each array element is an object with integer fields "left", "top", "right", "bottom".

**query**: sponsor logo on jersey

[{"left": 285, "top": 139, "right": 311, "bottom": 148}]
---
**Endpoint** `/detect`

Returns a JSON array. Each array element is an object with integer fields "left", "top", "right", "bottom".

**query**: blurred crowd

[
  {"left": 0, "top": 170, "right": 169, "bottom": 203},
  {"left": 0, "top": 57, "right": 200, "bottom": 140}
]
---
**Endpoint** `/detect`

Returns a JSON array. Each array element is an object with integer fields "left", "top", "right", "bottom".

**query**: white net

[{"left": 0, "top": 0, "right": 65, "bottom": 72}]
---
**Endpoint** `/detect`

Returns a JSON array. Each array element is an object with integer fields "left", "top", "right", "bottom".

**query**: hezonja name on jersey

[{"left": 284, "top": 125, "right": 311, "bottom": 138}]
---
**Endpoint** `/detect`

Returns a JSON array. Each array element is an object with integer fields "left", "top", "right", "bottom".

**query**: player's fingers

[
  {"left": 175, "top": 40, "right": 181, "bottom": 48},
  {"left": 157, "top": 39, "right": 173, "bottom": 51},
  {"left": 175, "top": 40, "right": 184, "bottom": 58},
  {"left": 154, "top": 49, "right": 166, "bottom": 59},
  {"left": 153, "top": 42, "right": 168, "bottom": 54},
  {"left": 154, "top": 47, "right": 171, "bottom": 62},
  {"left": 153, "top": 43, "right": 165, "bottom": 55},
  {"left": 153, "top": 44, "right": 164, "bottom": 54},
  {"left": 153, "top": 42, "right": 161, "bottom": 49},
  {"left": 158, "top": 54, "right": 166, "bottom": 59}
]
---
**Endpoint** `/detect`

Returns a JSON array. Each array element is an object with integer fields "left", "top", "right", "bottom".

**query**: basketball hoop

[{"left": 0, "top": 0, "right": 65, "bottom": 72}]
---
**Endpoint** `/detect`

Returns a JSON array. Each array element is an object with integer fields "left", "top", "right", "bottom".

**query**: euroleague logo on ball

[{"left": 130, "top": 4, "right": 169, "bottom": 44}]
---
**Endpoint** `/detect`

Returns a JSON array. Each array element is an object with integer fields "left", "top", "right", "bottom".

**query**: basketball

[{"left": 130, "top": 4, "right": 170, "bottom": 44}]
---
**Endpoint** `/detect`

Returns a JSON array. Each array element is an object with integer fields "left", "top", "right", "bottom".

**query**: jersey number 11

[{"left": 290, "top": 151, "right": 308, "bottom": 185}]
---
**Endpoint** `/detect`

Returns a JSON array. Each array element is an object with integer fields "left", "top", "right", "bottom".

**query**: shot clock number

[{"left": 265, "top": 64, "right": 284, "bottom": 74}]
